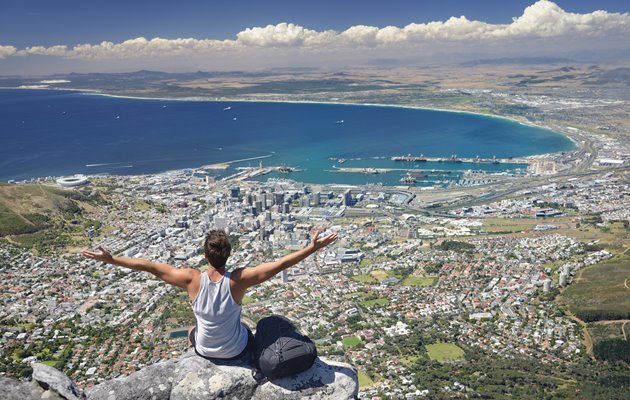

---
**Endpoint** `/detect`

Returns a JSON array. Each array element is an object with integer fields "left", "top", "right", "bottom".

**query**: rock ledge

[{"left": 0, "top": 350, "right": 358, "bottom": 400}]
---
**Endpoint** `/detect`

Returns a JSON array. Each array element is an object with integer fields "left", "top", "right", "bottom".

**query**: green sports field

[
  {"left": 402, "top": 276, "right": 438, "bottom": 286},
  {"left": 425, "top": 342, "right": 465, "bottom": 362},
  {"left": 342, "top": 336, "right": 362, "bottom": 347}
]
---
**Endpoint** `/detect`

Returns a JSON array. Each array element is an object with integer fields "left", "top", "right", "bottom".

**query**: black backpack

[{"left": 254, "top": 315, "right": 317, "bottom": 380}]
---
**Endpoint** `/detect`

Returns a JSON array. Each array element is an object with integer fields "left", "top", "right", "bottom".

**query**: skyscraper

[
  {"left": 260, "top": 192, "right": 267, "bottom": 210},
  {"left": 274, "top": 192, "right": 285, "bottom": 206},
  {"left": 343, "top": 189, "right": 353, "bottom": 206}
]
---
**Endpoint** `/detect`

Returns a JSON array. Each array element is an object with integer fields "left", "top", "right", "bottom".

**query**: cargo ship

[{"left": 392, "top": 154, "right": 427, "bottom": 162}]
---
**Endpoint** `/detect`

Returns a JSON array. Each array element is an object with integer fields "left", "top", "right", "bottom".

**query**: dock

[
  {"left": 328, "top": 167, "right": 454, "bottom": 176},
  {"left": 391, "top": 155, "right": 529, "bottom": 164},
  {"left": 201, "top": 154, "right": 274, "bottom": 170},
  {"left": 220, "top": 165, "right": 301, "bottom": 182}
]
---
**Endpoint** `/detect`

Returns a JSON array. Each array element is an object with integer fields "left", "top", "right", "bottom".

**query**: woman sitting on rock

[{"left": 82, "top": 229, "right": 337, "bottom": 361}]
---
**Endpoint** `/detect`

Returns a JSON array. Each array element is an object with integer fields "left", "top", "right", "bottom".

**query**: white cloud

[
  {"left": 238, "top": 23, "right": 309, "bottom": 47},
  {"left": 1, "top": 1, "right": 629, "bottom": 65},
  {"left": 501, "top": 1, "right": 630, "bottom": 38},
  {"left": 58, "top": 37, "right": 235, "bottom": 60},
  {"left": 18, "top": 45, "right": 68, "bottom": 57},
  {"left": 340, "top": 25, "right": 380, "bottom": 46},
  {"left": 0, "top": 45, "right": 17, "bottom": 58}
]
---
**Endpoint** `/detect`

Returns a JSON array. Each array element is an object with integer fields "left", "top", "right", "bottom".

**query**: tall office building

[
  {"left": 274, "top": 192, "right": 285, "bottom": 206},
  {"left": 559, "top": 273, "right": 568, "bottom": 287},
  {"left": 313, "top": 192, "right": 321, "bottom": 206},
  {"left": 343, "top": 189, "right": 353, "bottom": 206},
  {"left": 260, "top": 192, "right": 267, "bottom": 210}
]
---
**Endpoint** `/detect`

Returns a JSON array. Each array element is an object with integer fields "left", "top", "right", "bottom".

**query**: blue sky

[{"left": 1, "top": 1, "right": 629, "bottom": 74}]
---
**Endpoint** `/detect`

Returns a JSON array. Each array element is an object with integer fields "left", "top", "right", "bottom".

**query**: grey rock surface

[
  {"left": 0, "top": 352, "right": 358, "bottom": 400},
  {"left": 85, "top": 359, "right": 177, "bottom": 400},
  {"left": 31, "top": 363, "right": 85, "bottom": 400},
  {"left": 170, "top": 356, "right": 258, "bottom": 400},
  {"left": 252, "top": 358, "right": 359, "bottom": 400},
  {"left": 1, "top": 376, "right": 55, "bottom": 400}
]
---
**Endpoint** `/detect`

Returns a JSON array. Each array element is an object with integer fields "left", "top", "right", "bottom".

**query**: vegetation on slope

[{"left": 0, "top": 183, "right": 104, "bottom": 253}]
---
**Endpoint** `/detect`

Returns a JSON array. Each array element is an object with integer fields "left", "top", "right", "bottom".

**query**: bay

[{"left": 0, "top": 89, "right": 574, "bottom": 185}]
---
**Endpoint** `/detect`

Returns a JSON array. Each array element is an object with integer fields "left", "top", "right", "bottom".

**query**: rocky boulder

[
  {"left": 0, "top": 350, "right": 358, "bottom": 400},
  {"left": 1, "top": 363, "right": 85, "bottom": 400}
]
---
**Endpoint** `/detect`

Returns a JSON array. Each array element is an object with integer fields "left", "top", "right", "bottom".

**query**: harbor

[
  {"left": 207, "top": 154, "right": 531, "bottom": 187},
  {"left": 391, "top": 154, "right": 530, "bottom": 164},
  {"left": 327, "top": 167, "right": 455, "bottom": 176}
]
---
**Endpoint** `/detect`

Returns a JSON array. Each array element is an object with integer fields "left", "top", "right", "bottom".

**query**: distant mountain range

[
  {"left": 1, "top": 62, "right": 629, "bottom": 98},
  {"left": 461, "top": 57, "right": 577, "bottom": 66}
]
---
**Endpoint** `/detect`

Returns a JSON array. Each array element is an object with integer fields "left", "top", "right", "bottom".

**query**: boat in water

[
  {"left": 400, "top": 173, "right": 417, "bottom": 184},
  {"left": 278, "top": 166, "right": 294, "bottom": 173},
  {"left": 392, "top": 154, "right": 427, "bottom": 162}
]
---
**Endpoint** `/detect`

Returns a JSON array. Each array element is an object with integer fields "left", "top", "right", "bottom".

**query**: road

[{"left": 406, "top": 166, "right": 623, "bottom": 216}]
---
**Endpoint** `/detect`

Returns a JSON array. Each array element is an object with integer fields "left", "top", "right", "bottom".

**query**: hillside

[{"left": 0, "top": 183, "right": 104, "bottom": 253}]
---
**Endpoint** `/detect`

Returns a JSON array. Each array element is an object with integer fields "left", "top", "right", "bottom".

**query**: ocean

[{"left": 0, "top": 88, "right": 575, "bottom": 185}]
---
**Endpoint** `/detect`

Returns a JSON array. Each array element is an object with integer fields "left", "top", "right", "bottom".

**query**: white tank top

[{"left": 191, "top": 270, "right": 248, "bottom": 358}]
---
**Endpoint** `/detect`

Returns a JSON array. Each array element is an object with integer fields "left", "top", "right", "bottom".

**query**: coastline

[
  {"left": 0, "top": 87, "right": 578, "bottom": 184},
  {"left": 88, "top": 91, "right": 580, "bottom": 161},
  {"left": 80, "top": 91, "right": 581, "bottom": 154},
  {"left": 87, "top": 92, "right": 554, "bottom": 133}
]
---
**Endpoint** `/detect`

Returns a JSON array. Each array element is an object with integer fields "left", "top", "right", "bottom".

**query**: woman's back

[{"left": 191, "top": 270, "right": 248, "bottom": 358}]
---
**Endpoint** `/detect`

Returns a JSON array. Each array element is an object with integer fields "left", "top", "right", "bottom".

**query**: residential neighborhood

[{"left": 1, "top": 168, "right": 624, "bottom": 397}]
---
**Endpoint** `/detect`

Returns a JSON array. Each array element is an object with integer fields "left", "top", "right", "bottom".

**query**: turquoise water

[
  {"left": 0, "top": 89, "right": 574, "bottom": 185},
  {"left": 169, "top": 329, "right": 189, "bottom": 338}
]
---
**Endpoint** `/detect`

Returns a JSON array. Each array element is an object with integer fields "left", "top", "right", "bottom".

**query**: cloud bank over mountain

[{"left": 1, "top": 1, "right": 628, "bottom": 73}]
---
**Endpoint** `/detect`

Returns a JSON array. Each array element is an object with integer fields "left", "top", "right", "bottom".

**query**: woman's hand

[
  {"left": 310, "top": 230, "right": 338, "bottom": 251},
  {"left": 82, "top": 246, "right": 114, "bottom": 264}
]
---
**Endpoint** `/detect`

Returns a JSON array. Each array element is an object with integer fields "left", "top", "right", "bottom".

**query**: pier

[
  {"left": 201, "top": 154, "right": 274, "bottom": 170},
  {"left": 391, "top": 155, "right": 529, "bottom": 165},
  {"left": 328, "top": 167, "right": 454, "bottom": 176},
  {"left": 220, "top": 165, "right": 302, "bottom": 182}
]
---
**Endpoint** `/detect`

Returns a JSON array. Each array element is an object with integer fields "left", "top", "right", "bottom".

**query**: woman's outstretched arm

[
  {"left": 231, "top": 231, "right": 337, "bottom": 296},
  {"left": 82, "top": 246, "right": 197, "bottom": 290}
]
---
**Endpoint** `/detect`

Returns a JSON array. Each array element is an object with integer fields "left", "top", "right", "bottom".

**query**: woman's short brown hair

[{"left": 203, "top": 230, "right": 231, "bottom": 268}]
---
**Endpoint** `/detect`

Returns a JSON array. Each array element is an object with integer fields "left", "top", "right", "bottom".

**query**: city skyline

[{"left": 1, "top": 0, "right": 629, "bottom": 75}]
